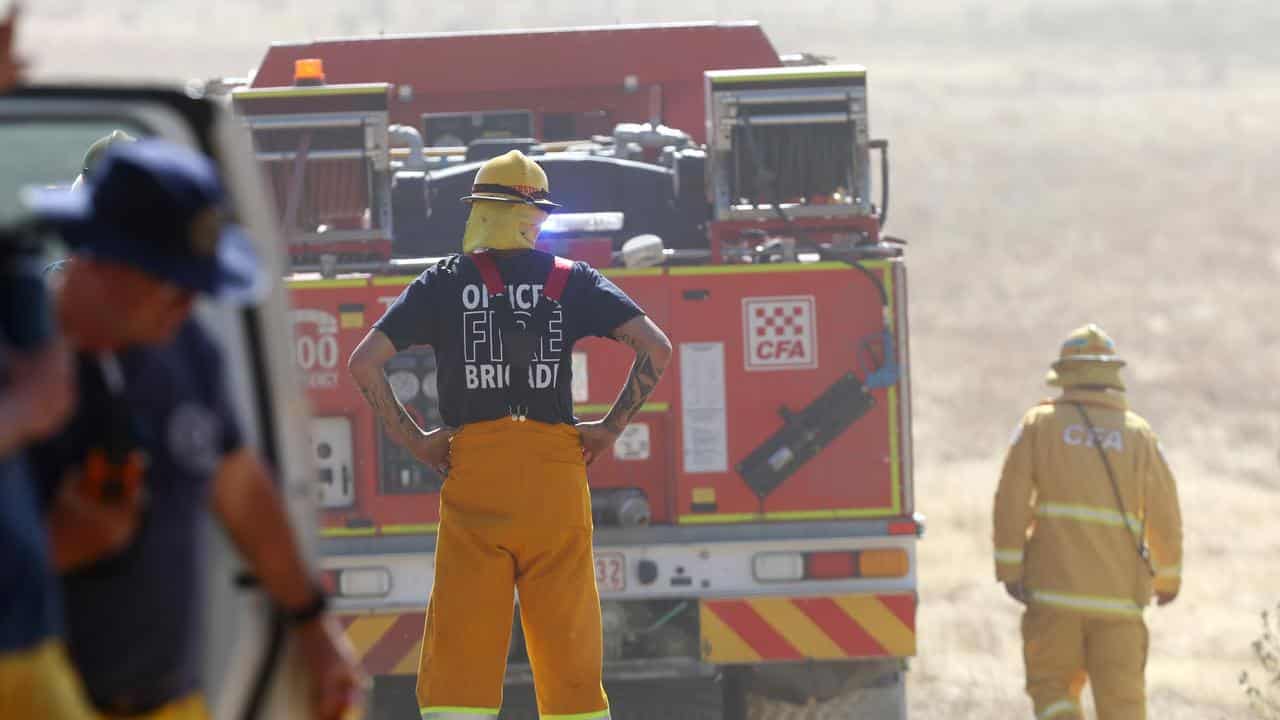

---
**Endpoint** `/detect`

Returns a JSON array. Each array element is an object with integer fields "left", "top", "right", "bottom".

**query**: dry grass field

[
  {"left": 17, "top": 1, "right": 1280, "bottom": 716},
  {"left": 880, "top": 67, "right": 1280, "bottom": 718}
]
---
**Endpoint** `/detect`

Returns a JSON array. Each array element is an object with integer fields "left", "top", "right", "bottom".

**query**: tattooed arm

[
  {"left": 349, "top": 329, "right": 422, "bottom": 445},
  {"left": 603, "top": 315, "right": 672, "bottom": 432},
  {"left": 349, "top": 329, "right": 452, "bottom": 470},
  {"left": 578, "top": 315, "right": 672, "bottom": 464}
]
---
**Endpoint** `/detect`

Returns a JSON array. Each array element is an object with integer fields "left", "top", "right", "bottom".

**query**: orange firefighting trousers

[
  {"left": 1023, "top": 605, "right": 1148, "bottom": 720},
  {"left": 416, "top": 418, "right": 610, "bottom": 720}
]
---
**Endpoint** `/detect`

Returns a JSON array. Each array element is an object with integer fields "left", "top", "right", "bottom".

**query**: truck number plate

[{"left": 595, "top": 552, "right": 625, "bottom": 592}]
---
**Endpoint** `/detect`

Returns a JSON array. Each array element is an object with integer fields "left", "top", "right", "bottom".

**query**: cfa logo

[
  {"left": 743, "top": 296, "right": 817, "bottom": 371},
  {"left": 1063, "top": 424, "right": 1124, "bottom": 452}
]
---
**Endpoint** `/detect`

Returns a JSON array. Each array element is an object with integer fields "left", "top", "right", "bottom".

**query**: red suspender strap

[
  {"left": 469, "top": 251, "right": 506, "bottom": 297},
  {"left": 471, "top": 252, "right": 571, "bottom": 301},
  {"left": 544, "top": 256, "right": 574, "bottom": 303}
]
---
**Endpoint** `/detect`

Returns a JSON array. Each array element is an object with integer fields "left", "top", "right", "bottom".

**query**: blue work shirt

[
  {"left": 0, "top": 456, "right": 62, "bottom": 652},
  {"left": 27, "top": 319, "right": 243, "bottom": 713},
  {"left": 0, "top": 256, "right": 63, "bottom": 654},
  {"left": 374, "top": 250, "right": 643, "bottom": 427}
]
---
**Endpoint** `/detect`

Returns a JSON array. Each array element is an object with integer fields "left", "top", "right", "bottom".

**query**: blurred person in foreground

[
  {"left": 0, "top": 5, "right": 94, "bottom": 715},
  {"left": 349, "top": 150, "right": 671, "bottom": 719},
  {"left": 25, "top": 138, "right": 361, "bottom": 720},
  {"left": 0, "top": 204, "right": 90, "bottom": 719},
  {"left": 993, "top": 324, "right": 1183, "bottom": 720}
]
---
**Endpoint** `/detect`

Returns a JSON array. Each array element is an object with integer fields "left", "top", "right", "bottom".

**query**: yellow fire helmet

[
  {"left": 460, "top": 150, "right": 560, "bottom": 253},
  {"left": 1046, "top": 323, "right": 1127, "bottom": 390}
]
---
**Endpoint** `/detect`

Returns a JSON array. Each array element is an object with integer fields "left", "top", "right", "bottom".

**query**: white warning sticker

[
  {"left": 680, "top": 342, "right": 728, "bottom": 473},
  {"left": 572, "top": 352, "right": 589, "bottom": 402},
  {"left": 742, "top": 295, "right": 818, "bottom": 371},
  {"left": 613, "top": 423, "right": 651, "bottom": 461}
]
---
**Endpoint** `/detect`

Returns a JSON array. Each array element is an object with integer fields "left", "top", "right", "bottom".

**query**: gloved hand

[
  {"left": 50, "top": 462, "right": 148, "bottom": 571},
  {"left": 1004, "top": 579, "right": 1028, "bottom": 604},
  {"left": 1155, "top": 590, "right": 1178, "bottom": 606}
]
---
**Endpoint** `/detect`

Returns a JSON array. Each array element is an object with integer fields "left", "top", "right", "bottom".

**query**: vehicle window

[{"left": 0, "top": 119, "right": 150, "bottom": 228}]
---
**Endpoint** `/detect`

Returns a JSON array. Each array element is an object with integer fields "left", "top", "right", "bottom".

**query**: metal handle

[
  {"left": 254, "top": 149, "right": 369, "bottom": 161},
  {"left": 242, "top": 114, "right": 371, "bottom": 130},
  {"left": 727, "top": 112, "right": 853, "bottom": 126},
  {"left": 869, "top": 138, "right": 890, "bottom": 228},
  {"left": 727, "top": 89, "right": 864, "bottom": 105}
]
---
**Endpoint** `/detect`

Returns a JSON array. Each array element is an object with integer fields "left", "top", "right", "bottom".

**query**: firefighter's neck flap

[
  {"left": 460, "top": 150, "right": 559, "bottom": 253},
  {"left": 462, "top": 200, "right": 548, "bottom": 253},
  {"left": 1045, "top": 323, "right": 1126, "bottom": 391}
]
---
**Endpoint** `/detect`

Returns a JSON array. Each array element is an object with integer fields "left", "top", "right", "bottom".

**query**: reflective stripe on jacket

[{"left": 993, "top": 388, "right": 1182, "bottom": 616}]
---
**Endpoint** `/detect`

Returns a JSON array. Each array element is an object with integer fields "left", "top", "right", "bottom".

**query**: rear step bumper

[{"left": 336, "top": 591, "right": 916, "bottom": 678}]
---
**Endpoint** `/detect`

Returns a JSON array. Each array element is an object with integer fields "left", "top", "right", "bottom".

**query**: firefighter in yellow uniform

[
  {"left": 994, "top": 324, "right": 1182, "bottom": 720},
  {"left": 350, "top": 151, "right": 672, "bottom": 720}
]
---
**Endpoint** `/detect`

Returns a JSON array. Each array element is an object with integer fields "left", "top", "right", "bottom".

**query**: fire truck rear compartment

[{"left": 247, "top": 30, "right": 916, "bottom": 719}]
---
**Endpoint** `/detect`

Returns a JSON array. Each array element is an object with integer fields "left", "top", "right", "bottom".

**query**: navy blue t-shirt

[
  {"left": 0, "top": 256, "right": 63, "bottom": 654},
  {"left": 0, "top": 455, "right": 62, "bottom": 654},
  {"left": 27, "top": 319, "right": 242, "bottom": 712},
  {"left": 374, "top": 251, "right": 643, "bottom": 427}
]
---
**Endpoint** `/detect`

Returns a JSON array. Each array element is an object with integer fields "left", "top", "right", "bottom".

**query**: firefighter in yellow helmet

[
  {"left": 349, "top": 150, "right": 672, "bottom": 720},
  {"left": 993, "top": 324, "right": 1183, "bottom": 720}
]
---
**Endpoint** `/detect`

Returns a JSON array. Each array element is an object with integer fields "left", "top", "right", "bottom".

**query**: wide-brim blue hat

[{"left": 25, "top": 139, "right": 265, "bottom": 303}]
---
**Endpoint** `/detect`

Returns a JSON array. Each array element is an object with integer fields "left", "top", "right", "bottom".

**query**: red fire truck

[{"left": 234, "top": 21, "right": 919, "bottom": 719}]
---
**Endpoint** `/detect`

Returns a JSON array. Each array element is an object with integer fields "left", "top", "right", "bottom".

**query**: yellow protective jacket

[{"left": 993, "top": 388, "right": 1182, "bottom": 618}]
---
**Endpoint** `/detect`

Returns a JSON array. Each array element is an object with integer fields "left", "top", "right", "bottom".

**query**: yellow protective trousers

[
  {"left": 0, "top": 639, "right": 95, "bottom": 720},
  {"left": 416, "top": 418, "right": 610, "bottom": 720},
  {"left": 97, "top": 694, "right": 210, "bottom": 720},
  {"left": 1022, "top": 605, "right": 1148, "bottom": 720}
]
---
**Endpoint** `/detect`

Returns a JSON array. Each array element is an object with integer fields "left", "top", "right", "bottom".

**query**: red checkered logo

[{"left": 743, "top": 296, "right": 817, "bottom": 371}]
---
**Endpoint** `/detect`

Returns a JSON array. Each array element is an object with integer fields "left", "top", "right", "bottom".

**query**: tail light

[
  {"left": 752, "top": 553, "right": 805, "bottom": 582},
  {"left": 753, "top": 549, "right": 908, "bottom": 583},
  {"left": 332, "top": 567, "right": 393, "bottom": 598},
  {"left": 858, "top": 549, "right": 910, "bottom": 577},
  {"left": 805, "top": 551, "right": 858, "bottom": 579}
]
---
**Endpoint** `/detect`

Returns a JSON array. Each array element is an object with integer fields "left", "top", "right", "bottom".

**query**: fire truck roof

[
  {"left": 252, "top": 21, "right": 780, "bottom": 91},
  {"left": 249, "top": 22, "right": 783, "bottom": 142}
]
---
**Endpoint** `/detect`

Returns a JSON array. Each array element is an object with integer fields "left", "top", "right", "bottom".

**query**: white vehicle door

[{"left": 0, "top": 86, "right": 321, "bottom": 720}]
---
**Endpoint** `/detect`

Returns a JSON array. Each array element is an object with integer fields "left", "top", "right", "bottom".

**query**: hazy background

[
  {"left": 16, "top": 0, "right": 1280, "bottom": 86},
  {"left": 14, "top": 1, "right": 1280, "bottom": 717}
]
